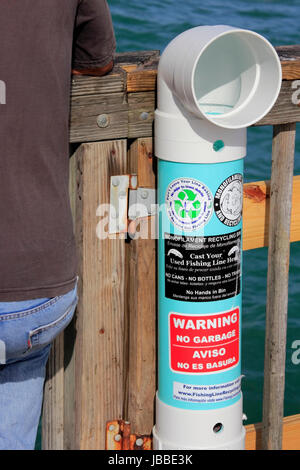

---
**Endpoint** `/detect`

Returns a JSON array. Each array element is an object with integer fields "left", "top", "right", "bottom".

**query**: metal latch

[{"left": 109, "top": 175, "right": 156, "bottom": 234}]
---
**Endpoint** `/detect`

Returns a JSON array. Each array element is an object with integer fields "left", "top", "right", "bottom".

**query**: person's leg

[
  {"left": 0, "top": 344, "right": 51, "bottom": 450},
  {"left": 0, "top": 285, "right": 78, "bottom": 450}
]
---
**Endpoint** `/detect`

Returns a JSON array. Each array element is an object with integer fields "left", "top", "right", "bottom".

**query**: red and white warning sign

[{"left": 169, "top": 308, "right": 240, "bottom": 374}]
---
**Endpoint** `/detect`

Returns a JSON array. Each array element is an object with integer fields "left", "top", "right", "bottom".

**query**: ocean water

[{"left": 110, "top": 0, "right": 300, "bottom": 425}]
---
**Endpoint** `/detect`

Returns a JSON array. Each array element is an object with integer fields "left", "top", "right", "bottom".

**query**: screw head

[
  {"left": 97, "top": 114, "right": 109, "bottom": 128},
  {"left": 136, "top": 438, "right": 143, "bottom": 447},
  {"left": 140, "top": 112, "right": 149, "bottom": 121}
]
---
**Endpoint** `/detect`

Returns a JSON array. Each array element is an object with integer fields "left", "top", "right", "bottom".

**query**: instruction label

[
  {"left": 169, "top": 308, "right": 240, "bottom": 374},
  {"left": 173, "top": 377, "right": 241, "bottom": 404},
  {"left": 164, "top": 231, "right": 241, "bottom": 302}
]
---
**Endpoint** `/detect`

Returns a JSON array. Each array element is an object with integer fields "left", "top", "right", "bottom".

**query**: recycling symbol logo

[
  {"left": 166, "top": 178, "right": 213, "bottom": 231},
  {"left": 174, "top": 189, "right": 201, "bottom": 220}
]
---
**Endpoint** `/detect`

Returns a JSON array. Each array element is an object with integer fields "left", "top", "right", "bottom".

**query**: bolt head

[
  {"left": 97, "top": 114, "right": 109, "bottom": 128},
  {"left": 140, "top": 112, "right": 149, "bottom": 121},
  {"left": 136, "top": 438, "right": 143, "bottom": 447}
]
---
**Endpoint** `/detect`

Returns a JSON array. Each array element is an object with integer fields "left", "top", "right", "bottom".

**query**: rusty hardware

[{"left": 106, "top": 420, "right": 152, "bottom": 450}]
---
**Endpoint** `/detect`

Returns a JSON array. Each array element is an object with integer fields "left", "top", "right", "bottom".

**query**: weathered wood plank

[
  {"left": 71, "top": 51, "right": 159, "bottom": 97},
  {"left": 70, "top": 92, "right": 129, "bottom": 143},
  {"left": 70, "top": 111, "right": 129, "bottom": 143},
  {"left": 128, "top": 91, "right": 155, "bottom": 138},
  {"left": 42, "top": 152, "right": 80, "bottom": 450},
  {"left": 71, "top": 69, "right": 125, "bottom": 97},
  {"left": 70, "top": 91, "right": 156, "bottom": 143},
  {"left": 277, "top": 45, "right": 300, "bottom": 80},
  {"left": 246, "top": 414, "right": 300, "bottom": 450},
  {"left": 69, "top": 81, "right": 300, "bottom": 143},
  {"left": 255, "top": 81, "right": 300, "bottom": 126},
  {"left": 71, "top": 48, "right": 300, "bottom": 97},
  {"left": 243, "top": 175, "right": 300, "bottom": 250},
  {"left": 125, "top": 69, "right": 158, "bottom": 93},
  {"left": 262, "top": 123, "right": 296, "bottom": 450},
  {"left": 125, "top": 138, "right": 157, "bottom": 435},
  {"left": 73, "top": 141, "right": 127, "bottom": 449},
  {"left": 42, "top": 335, "right": 65, "bottom": 450},
  {"left": 115, "top": 50, "right": 160, "bottom": 67},
  {"left": 62, "top": 152, "right": 78, "bottom": 450}
]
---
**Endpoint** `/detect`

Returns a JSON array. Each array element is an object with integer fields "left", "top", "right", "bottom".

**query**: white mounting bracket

[
  {"left": 128, "top": 188, "right": 156, "bottom": 221},
  {"left": 109, "top": 175, "right": 156, "bottom": 234}
]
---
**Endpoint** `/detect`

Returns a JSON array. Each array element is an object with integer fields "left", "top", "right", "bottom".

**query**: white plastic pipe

[{"left": 154, "top": 25, "right": 282, "bottom": 450}]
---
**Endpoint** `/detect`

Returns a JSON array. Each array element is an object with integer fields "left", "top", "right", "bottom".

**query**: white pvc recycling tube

[{"left": 154, "top": 25, "right": 282, "bottom": 450}]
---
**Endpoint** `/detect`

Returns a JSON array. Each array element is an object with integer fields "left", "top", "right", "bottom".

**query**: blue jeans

[{"left": 0, "top": 284, "right": 78, "bottom": 450}]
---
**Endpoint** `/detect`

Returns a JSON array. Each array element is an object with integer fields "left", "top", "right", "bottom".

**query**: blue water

[{"left": 110, "top": 0, "right": 300, "bottom": 425}]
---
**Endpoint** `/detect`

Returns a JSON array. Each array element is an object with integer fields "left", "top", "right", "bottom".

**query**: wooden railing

[{"left": 42, "top": 47, "right": 300, "bottom": 450}]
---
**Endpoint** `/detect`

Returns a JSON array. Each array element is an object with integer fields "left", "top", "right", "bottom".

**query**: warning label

[
  {"left": 173, "top": 377, "right": 241, "bottom": 404},
  {"left": 165, "top": 231, "right": 241, "bottom": 302},
  {"left": 169, "top": 308, "right": 240, "bottom": 374}
]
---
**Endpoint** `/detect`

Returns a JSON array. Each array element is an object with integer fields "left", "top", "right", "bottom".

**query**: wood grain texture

[
  {"left": 71, "top": 70, "right": 125, "bottom": 97},
  {"left": 262, "top": 123, "right": 296, "bottom": 450},
  {"left": 277, "top": 45, "right": 300, "bottom": 80},
  {"left": 126, "top": 69, "right": 158, "bottom": 93},
  {"left": 70, "top": 91, "right": 155, "bottom": 143},
  {"left": 63, "top": 152, "right": 78, "bottom": 450},
  {"left": 246, "top": 414, "right": 300, "bottom": 450},
  {"left": 42, "top": 334, "right": 65, "bottom": 450},
  {"left": 255, "top": 81, "right": 300, "bottom": 126},
  {"left": 42, "top": 152, "right": 79, "bottom": 450},
  {"left": 73, "top": 141, "right": 127, "bottom": 449},
  {"left": 125, "top": 138, "right": 157, "bottom": 435},
  {"left": 69, "top": 80, "right": 300, "bottom": 141},
  {"left": 69, "top": 48, "right": 300, "bottom": 143},
  {"left": 70, "top": 47, "right": 300, "bottom": 96},
  {"left": 243, "top": 175, "right": 300, "bottom": 250}
]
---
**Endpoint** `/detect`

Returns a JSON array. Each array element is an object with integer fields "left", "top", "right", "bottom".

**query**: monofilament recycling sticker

[
  {"left": 214, "top": 173, "right": 243, "bottom": 227},
  {"left": 165, "top": 178, "right": 213, "bottom": 231}
]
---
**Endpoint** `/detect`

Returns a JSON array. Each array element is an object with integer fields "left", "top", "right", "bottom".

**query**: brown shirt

[{"left": 0, "top": 0, "right": 116, "bottom": 301}]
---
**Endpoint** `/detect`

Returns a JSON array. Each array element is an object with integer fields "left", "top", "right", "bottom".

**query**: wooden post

[
  {"left": 125, "top": 138, "right": 157, "bottom": 435},
  {"left": 42, "top": 334, "right": 65, "bottom": 449},
  {"left": 43, "top": 141, "right": 127, "bottom": 449},
  {"left": 262, "top": 123, "right": 296, "bottom": 449},
  {"left": 42, "top": 152, "right": 78, "bottom": 450},
  {"left": 73, "top": 141, "right": 127, "bottom": 449}
]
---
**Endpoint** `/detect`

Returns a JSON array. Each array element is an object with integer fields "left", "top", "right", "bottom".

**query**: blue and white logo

[{"left": 165, "top": 178, "right": 213, "bottom": 232}]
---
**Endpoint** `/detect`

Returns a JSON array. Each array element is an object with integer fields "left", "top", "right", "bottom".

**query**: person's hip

[{"left": 0, "top": 283, "right": 78, "bottom": 365}]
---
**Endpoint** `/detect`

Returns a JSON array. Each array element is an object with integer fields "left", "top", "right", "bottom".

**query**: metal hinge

[{"left": 109, "top": 175, "right": 156, "bottom": 234}]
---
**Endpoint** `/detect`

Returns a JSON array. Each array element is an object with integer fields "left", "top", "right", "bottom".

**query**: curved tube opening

[{"left": 191, "top": 30, "right": 282, "bottom": 128}]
